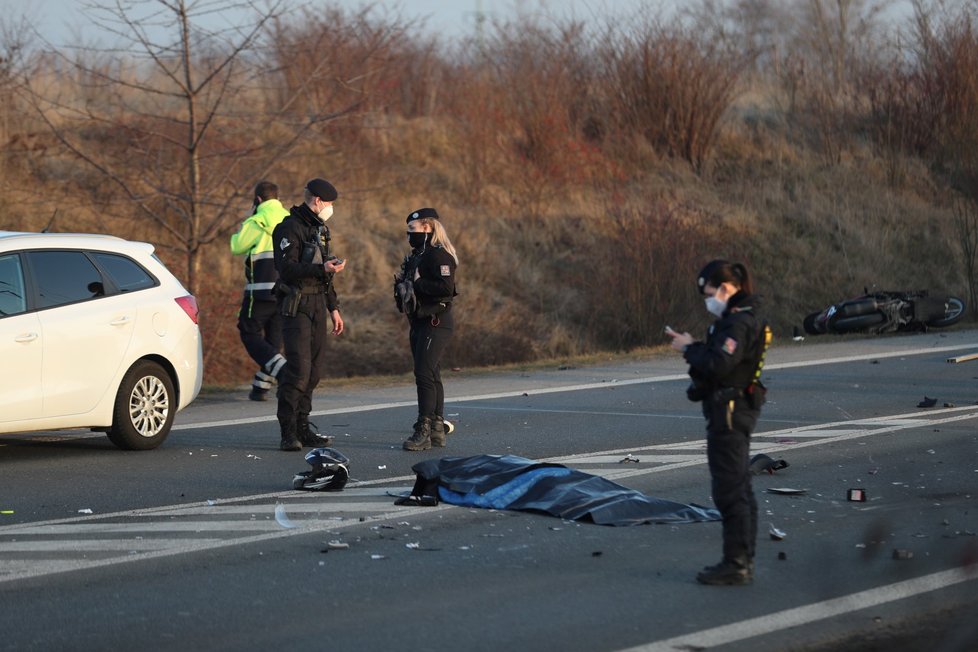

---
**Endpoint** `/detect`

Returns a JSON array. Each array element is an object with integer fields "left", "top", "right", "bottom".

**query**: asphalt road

[{"left": 1, "top": 330, "right": 977, "bottom": 651}]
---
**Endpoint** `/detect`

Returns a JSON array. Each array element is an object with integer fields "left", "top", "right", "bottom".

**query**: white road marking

[
  {"left": 173, "top": 341, "right": 978, "bottom": 431},
  {"left": 620, "top": 567, "right": 978, "bottom": 652}
]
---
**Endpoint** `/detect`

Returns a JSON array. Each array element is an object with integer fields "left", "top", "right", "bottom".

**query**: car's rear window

[
  {"left": 92, "top": 252, "right": 157, "bottom": 292},
  {"left": 0, "top": 253, "right": 27, "bottom": 317}
]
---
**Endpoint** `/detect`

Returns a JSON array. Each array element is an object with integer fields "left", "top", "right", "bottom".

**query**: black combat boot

[
  {"left": 279, "top": 424, "right": 301, "bottom": 451},
  {"left": 297, "top": 418, "right": 334, "bottom": 447},
  {"left": 430, "top": 417, "right": 447, "bottom": 447},
  {"left": 403, "top": 417, "right": 432, "bottom": 451},
  {"left": 696, "top": 556, "right": 753, "bottom": 586}
]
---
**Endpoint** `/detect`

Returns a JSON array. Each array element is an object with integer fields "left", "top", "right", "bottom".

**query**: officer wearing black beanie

[{"left": 394, "top": 207, "right": 459, "bottom": 451}]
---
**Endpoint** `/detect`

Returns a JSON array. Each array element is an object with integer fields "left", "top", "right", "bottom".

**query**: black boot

[
  {"left": 430, "top": 417, "right": 447, "bottom": 447},
  {"left": 279, "top": 424, "right": 301, "bottom": 451},
  {"left": 403, "top": 417, "right": 432, "bottom": 451},
  {"left": 696, "top": 557, "right": 753, "bottom": 586},
  {"left": 297, "top": 418, "right": 334, "bottom": 447}
]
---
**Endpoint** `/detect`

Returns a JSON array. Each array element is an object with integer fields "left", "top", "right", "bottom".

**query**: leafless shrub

[{"left": 601, "top": 21, "right": 749, "bottom": 173}]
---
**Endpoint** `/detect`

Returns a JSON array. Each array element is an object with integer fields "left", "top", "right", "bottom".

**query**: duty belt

[{"left": 300, "top": 285, "right": 328, "bottom": 295}]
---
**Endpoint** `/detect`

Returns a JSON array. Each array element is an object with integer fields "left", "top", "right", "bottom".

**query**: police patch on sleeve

[
  {"left": 722, "top": 337, "right": 738, "bottom": 355},
  {"left": 279, "top": 237, "right": 291, "bottom": 250},
  {"left": 440, "top": 264, "right": 450, "bottom": 277}
]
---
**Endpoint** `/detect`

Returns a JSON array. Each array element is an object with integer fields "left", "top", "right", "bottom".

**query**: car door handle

[
  {"left": 109, "top": 316, "right": 132, "bottom": 326},
  {"left": 15, "top": 333, "right": 39, "bottom": 343}
]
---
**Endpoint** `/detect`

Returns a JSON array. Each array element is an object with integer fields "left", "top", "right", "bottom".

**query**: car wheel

[{"left": 107, "top": 360, "right": 175, "bottom": 450}]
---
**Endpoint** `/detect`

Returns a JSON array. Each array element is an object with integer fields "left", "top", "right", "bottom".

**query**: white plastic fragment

[{"left": 274, "top": 504, "right": 298, "bottom": 529}]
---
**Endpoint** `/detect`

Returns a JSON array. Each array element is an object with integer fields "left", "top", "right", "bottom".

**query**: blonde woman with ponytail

[{"left": 394, "top": 208, "right": 459, "bottom": 451}]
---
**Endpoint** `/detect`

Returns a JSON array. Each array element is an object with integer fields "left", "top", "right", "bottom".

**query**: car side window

[
  {"left": 92, "top": 252, "right": 157, "bottom": 293},
  {"left": 26, "top": 251, "right": 105, "bottom": 309},
  {"left": 0, "top": 253, "right": 27, "bottom": 317}
]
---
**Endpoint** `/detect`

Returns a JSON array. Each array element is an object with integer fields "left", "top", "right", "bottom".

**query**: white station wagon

[{"left": 0, "top": 231, "right": 203, "bottom": 449}]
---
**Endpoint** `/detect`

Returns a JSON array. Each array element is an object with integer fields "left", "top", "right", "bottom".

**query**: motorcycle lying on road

[{"left": 803, "top": 289, "right": 966, "bottom": 335}]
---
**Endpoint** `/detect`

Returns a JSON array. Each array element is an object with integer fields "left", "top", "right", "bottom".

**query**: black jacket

[
  {"left": 272, "top": 204, "right": 339, "bottom": 312},
  {"left": 683, "top": 291, "right": 762, "bottom": 393},
  {"left": 403, "top": 244, "right": 457, "bottom": 328}
]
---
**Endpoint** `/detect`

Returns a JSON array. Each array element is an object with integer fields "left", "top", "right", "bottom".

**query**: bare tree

[{"left": 18, "top": 0, "right": 358, "bottom": 294}]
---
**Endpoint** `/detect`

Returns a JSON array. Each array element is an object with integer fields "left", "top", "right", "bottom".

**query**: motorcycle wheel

[
  {"left": 925, "top": 296, "right": 966, "bottom": 328},
  {"left": 803, "top": 312, "right": 825, "bottom": 335}
]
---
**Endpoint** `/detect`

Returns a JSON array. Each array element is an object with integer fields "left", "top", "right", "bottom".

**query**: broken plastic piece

[
  {"left": 847, "top": 488, "right": 867, "bottom": 502},
  {"left": 767, "top": 487, "right": 807, "bottom": 495},
  {"left": 326, "top": 540, "right": 349, "bottom": 550},
  {"left": 917, "top": 396, "right": 937, "bottom": 408},
  {"left": 769, "top": 524, "right": 786, "bottom": 540},
  {"left": 619, "top": 454, "right": 640, "bottom": 464},
  {"left": 274, "top": 505, "right": 298, "bottom": 529}
]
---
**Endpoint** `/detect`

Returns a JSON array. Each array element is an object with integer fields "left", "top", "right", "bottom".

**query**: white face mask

[
  {"left": 705, "top": 296, "right": 727, "bottom": 317},
  {"left": 318, "top": 204, "right": 333, "bottom": 221}
]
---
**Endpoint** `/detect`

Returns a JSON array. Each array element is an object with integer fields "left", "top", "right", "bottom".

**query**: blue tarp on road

[{"left": 405, "top": 454, "right": 720, "bottom": 526}]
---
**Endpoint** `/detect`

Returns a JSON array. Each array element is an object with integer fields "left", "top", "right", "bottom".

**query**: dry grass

[{"left": 1, "top": 0, "right": 976, "bottom": 385}]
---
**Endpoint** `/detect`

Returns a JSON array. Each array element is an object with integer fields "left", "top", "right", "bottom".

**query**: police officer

[
  {"left": 667, "top": 260, "right": 766, "bottom": 585},
  {"left": 271, "top": 178, "right": 346, "bottom": 451},
  {"left": 395, "top": 208, "right": 458, "bottom": 451},
  {"left": 230, "top": 181, "right": 289, "bottom": 401}
]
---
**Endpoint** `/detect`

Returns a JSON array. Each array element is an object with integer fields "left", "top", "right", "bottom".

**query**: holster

[{"left": 277, "top": 284, "right": 301, "bottom": 318}]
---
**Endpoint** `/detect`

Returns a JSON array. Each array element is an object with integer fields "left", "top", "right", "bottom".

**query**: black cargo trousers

[
  {"left": 703, "top": 390, "right": 760, "bottom": 563},
  {"left": 276, "top": 291, "right": 329, "bottom": 437},
  {"left": 409, "top": 316, "right": 452, "bottom": 419}
]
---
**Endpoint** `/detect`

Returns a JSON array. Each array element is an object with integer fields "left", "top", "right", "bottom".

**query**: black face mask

[{"left": 407, "top": 232, "right": 428, "bottom": 249}]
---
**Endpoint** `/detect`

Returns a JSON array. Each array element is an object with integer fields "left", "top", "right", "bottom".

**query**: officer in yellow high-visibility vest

[{"left": 230, "top": 181, "right": 290, "bottom": 400}]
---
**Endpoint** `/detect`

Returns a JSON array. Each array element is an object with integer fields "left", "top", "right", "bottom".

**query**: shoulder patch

[
  {"left": 722, "top": 337, "right": 738, "bottom": 355},
  {"left": 439, "top": 264, "right": 451, "bottom": 277},
  {"left": 279, "top": 237, "right": 291, "bottom": 250}
]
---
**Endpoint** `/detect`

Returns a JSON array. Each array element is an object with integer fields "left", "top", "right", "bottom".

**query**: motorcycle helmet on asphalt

[{"left": 292, "top": 447, "right": 350, "bottom": 491}]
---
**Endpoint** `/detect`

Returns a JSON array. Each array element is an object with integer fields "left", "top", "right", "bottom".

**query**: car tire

[{"left": 107, "top": 360, "right": 176, "bottom": 450}]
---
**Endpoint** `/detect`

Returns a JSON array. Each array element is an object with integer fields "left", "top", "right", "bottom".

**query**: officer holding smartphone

[
  {"left": 666, "top": 260, "right": 765, "bottom": 585},
  {"left": 271, "top": 178, "right": 346, "bottom": 451}
]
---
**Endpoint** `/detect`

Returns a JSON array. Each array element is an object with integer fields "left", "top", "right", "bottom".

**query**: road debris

[
  {"left": 769, "top": 524, "right": 786, "bottom": 540},
  {"left": 766, "top": 487, "right": 807, "bottom": 495},
  {"left": 917, "top": 396, "right": 938, "bottom": 408},
  {"left": 892, "top": 548, "right": 914, "bottom": 560},
  {"left": 274, "top": 504, "right": 298, "bottom": 529},
  {"left": 619, "top": 454, "right": 640, "bottom": 464},
  {"left": 847, "top": 488, "right": 867, "bottom": 502},
  {"left": 325, "top": 540, "right": 349, "bottom": 550}
]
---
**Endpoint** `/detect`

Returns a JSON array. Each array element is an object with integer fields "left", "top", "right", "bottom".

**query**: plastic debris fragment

[
  {"left": 274, "top": 504, "right": 298, "bottom": 529},
  {"left": 769, "top": 524, "right": 786, "bottom": 540},
  {"left": 767, "top": 487, "right": 807, "bottom": 495},
  {"left": 847, "top": 488, "right": 867, "bottom": 502},
  {"left": 917, "top": 396, "right": 937, "bottom": 408}
]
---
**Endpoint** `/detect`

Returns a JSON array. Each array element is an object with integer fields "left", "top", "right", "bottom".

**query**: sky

[{"left": 6, "top": 0, "right": 666, "bottom": 47}]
